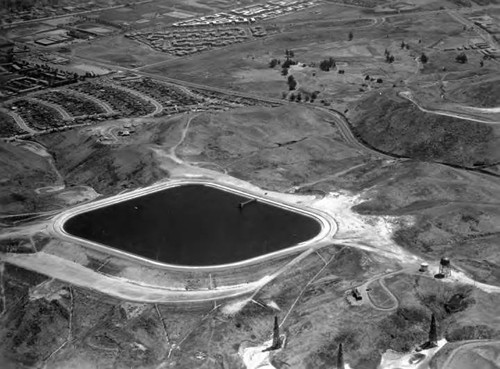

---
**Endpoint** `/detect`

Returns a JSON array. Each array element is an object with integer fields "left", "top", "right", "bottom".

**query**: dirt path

[
  {"left": 358, "top": 269, "right": 405, "bottom": 311},
  {"left": 366, "top": 277, "right": 399, "bottom": 311},
  {"left": 400, "top": 91, "right": 500, "bottom": 124},
  {"left": 168, "top": 113, "right": 198, "bottom": 164},
  {"left": 287, "top": 162, "right": 366, "bottom": 192},
  {"left": 0, "top": 252, "right": 275, "bottom": 304},
  {"left": 316, "top": 106, "right": 397, "bottom": 159},
  {"left": 441, "top": 340, "right": 500, "bottom": 369},
  {"left": 12, "top": 139, "right": 66, "bottom": 194},
  {"left": 279, "top": 250, "right": 340, "bottom": 327}
]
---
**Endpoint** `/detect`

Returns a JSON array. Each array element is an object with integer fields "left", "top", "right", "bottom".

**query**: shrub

[{"left": 446, "top": 325, "right": 497, "bottom": 341}]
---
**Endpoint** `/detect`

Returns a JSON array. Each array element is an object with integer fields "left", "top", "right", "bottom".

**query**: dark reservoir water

[{"left": 64, "top": 184, "right": 321, "bottom": 266}]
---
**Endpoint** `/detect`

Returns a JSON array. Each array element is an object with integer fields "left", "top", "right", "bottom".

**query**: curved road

[
  {"left": 1, "top": 108, "right": 38, "bottom": 134},
  {"left": 358, "top": 269, "right": 404, "bottom": 311},
  {"left": 366, "top": 277, "right": 399, "bottom": 311},
  {"left": 57, "top": 89, "right": 116, "bottom": 115},
  {"left": 315, "top": 106, "right": 398, "bottom": 160},
  {"left": 400, "top": 91, "right": 500, "bottom": 124},
  {"left": 441, "top": 340, "right": 500, "bottom": 369},
  {"left": 26, "top": 97, "right": 72, "bottom": 121},
  {"left": 108, "top": 83, "right": 163, "bottom": 117}
]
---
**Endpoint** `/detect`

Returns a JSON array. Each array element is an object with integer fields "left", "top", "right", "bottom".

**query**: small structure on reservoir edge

[
  {"left": 439, "top": 257, "right": 451, "bottom": 278},
  {"left": 238, "top": 198, "right": 257, "bottom": 210},
  {"left": 352, "top": 288, "right": 362, "bottom": 301}
]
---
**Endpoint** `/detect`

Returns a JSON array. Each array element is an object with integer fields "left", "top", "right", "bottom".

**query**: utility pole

[
  {"left": 429, "top": 313, "right": 438, "bottom": 346},
  {"left": 337, "top": 343, "right": 345, "bottom": 369},
  {"left": 272, "top": 316, "right": 280, "bottom": 349}
]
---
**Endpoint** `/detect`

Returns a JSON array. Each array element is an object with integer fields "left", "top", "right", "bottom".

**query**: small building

[{"left": 352, "top": 288, "right": 362, "bottom": 301}]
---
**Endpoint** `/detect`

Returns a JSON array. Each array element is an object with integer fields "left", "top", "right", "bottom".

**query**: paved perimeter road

[
  {"left": 1, "top": 252, "right": 270, "bottom": 304},
  {"left": 3, "top": 178, "right": 334, "bottom": 303}
]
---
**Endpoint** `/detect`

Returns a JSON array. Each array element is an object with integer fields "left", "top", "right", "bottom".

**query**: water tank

[{"left": 440, "top": 257, "right": 450, "bottom": 266}]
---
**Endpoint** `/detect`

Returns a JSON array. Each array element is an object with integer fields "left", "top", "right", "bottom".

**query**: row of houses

[{"left": 172, "top": 0, "right": 319, "bottom": 27}]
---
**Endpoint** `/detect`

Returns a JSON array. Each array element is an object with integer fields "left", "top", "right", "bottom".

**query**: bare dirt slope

[
  {"left": 0, "top": 142, "right": 57, "bottom": 214},
  {"left": 447, "top": 79, "right": 500, "bottom": 108},
  {"left": 37, "top": 120, "right": 169, "bottom": 195}
]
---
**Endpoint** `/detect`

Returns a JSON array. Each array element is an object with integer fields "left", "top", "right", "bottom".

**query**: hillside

[
  {"left": 0, "top": 142, "right": 57, "bottom": 214},
  {"left": 347, "top": 91, "right": 500, "bottom": 168}
]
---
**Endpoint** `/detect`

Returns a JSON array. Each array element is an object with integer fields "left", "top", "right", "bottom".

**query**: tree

[
  {"left": 456, "top": 52, "right": 468, "bottom": 63},
  {"left": 282, "top": 59, "right": 296, "bottom": 69},
  {"left": 401, "top": 41, "right": 406, "bottom": 49},
  {"left": 319, "top": 59, "right": 331, "bottom": 71},
  {"left": 337, "top": 343, "right": 345, "bottom": 369},
  {"left": 296, "top": 93, "right": 302, "bottom": 102},
  {"left": 348, "top": 31, "right": 353, "bottom": 41},
  {"left": 269, "top": 59, "right": 278, "bottom": 68},
  {"left": 420, "top": 53, "right": 428, "bottom": 64},
  {"left": 319, "top": 57, "right": 336, "bottom": 71},
  {"left": 287, "top": 75, "right": 297, "bottom": 90},
  {"left": 281, "top": 67, "right": 288, "bottom": 76},
  {"left": 429, "top": 314, "right": 438, "bottom": 345}
]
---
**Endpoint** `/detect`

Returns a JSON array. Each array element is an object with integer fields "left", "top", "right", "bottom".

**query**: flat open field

[
  {"left": 72, "top": 35, "right": 174, "bottom": 68},
  {"left": 141, "top": 8, "right": 495, "bottom": 111}
]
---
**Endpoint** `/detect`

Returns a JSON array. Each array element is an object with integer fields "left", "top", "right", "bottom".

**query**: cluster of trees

[
  {"left": 287, "top": 75, "right": 297, "bottom": 90},
  {"left": 319, "top": 57, "right": 336, "bottom": 71},
  {"left": 267, "top": 49, "right": 299, "bottom": 74},
  {"left": 420, "top": 53, "right": 429, "bottom": 64},
  {"left": 400, "top": 41, "right": 410, "bottom": 50},
  {"left": 269, "top": 59, "right": 280, "bottom": 68},
  {"left": 287, "top": 91, "right": 319, "bottom": 103},
  {"left": 384, "top": 49, "right": 395, "bottom": 63},
  {"left": 364, "top": 75, "right": 383, "bottom": 84}
]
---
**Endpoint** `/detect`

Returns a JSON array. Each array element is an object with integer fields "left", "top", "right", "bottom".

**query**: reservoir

[{"left": 63, "top": 184, "right": 322, "bottom": 266}]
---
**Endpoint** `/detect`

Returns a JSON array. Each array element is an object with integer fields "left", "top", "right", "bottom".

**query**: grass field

[
  {"left": 73, "top": 35, "right": 174, "bottom": 67},
  {"left": 141, "top": 9, "right": 482, "bottom": 108}
]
